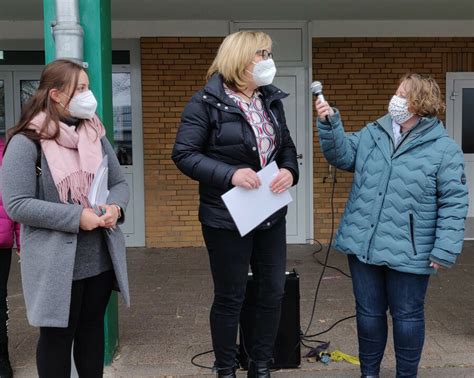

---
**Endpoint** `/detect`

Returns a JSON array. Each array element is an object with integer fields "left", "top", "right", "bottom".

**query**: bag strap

[
  {"left": 20, "top": 132, "right": 42, "bottom": 198},
  {"left": 20, "top": 132, "right": 41, "bottom": 176},
  {"left": 34, "top": 140, "right": 42, "bottom": 177}
]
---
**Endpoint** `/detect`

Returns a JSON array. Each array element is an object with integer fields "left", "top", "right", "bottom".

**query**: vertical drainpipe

[{"left": 51, "top": 0, "right": 85, "bottom": 65}]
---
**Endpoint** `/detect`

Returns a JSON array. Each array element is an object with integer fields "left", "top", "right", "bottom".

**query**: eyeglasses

[{"left": 256, "top": 49, "right": 273, "bottom": 60}]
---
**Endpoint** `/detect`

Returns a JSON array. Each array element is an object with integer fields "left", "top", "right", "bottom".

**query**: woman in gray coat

[{"left": 1, "top": 59, "right": 130, "bottom": 378}]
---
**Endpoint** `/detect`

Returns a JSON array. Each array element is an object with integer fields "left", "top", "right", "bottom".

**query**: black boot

[
  {"left": 217, "top": 367, "right": 236, "bottom": 378},
  {"left": 0, "top": 343, "right": 13, "bottom": 378},
  {"left": 247, "top": 360, "right": 270, "bottom": 378},
  {"left": 361, "top": 375, "right": 379, "bottom": 378}
]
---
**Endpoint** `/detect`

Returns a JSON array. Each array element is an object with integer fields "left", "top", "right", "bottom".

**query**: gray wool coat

[{"left": 1, "top": 134, "right": 130, "bottom": 327}]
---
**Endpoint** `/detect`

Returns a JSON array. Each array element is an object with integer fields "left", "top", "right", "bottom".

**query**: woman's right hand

[
  {"left": 231, "top": 168, "right": 261, "bottom": 189},
  {"left": 80, "top": 208, "right": 105, "bottom": 231},
  {"left": 315, "top": 98, "right": 334, "bottom": 122}
]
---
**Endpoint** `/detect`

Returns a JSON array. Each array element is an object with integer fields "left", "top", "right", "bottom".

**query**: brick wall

[
  {"left": 312, "top": 37, "right": 474, "bottom": 243},
  {"left": 141, "top": 36, "right": 474, "bottom": 248},
  {"left": 141, "top": 37, "right": 223, "bottom": 247}
]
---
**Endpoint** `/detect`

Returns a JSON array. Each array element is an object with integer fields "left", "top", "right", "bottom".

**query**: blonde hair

[
  {"left": 400, "top": 73, "right": 445, "bottom": 117},
  {"left": 207, "top": 31, "right": 272, "bottom": 90}
]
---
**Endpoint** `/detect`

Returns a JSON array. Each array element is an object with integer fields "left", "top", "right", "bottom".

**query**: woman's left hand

[
  {"left": 270, "top": 168, "right": 293, "bottom": 194},
  {"left": 99, "top": 204, "right": 120, "bottom": 229},
  {"left": 430, "top": 262, "right": 441, "bottom": 270}
]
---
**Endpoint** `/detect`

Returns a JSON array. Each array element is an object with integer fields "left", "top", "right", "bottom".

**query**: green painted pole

[
  {"left": 43, "top": 0, "right": 56, "bottom": 64},
  {"left": 80, "top": 0, "right": 113, "bottom": 138},
  {"left": 79, "top": 0, "right": 117, "bottom": 366},
  {"left": 43, "top": 0, "right": 118, "bottom": 366}
]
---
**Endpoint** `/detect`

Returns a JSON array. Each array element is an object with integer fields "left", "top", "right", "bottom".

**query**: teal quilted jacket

[{"left": 317, "top": 110, "right": 469, "bottom": 275}]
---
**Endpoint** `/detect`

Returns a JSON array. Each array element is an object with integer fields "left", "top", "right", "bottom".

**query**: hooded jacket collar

[
  {"left": 371, "top": 113, "right": 447, "bottom": 161},
  {"left": 203, "top": 74, "right": 288, "bottom": 108}
]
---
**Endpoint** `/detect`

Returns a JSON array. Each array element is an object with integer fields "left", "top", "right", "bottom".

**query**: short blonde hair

[
  {"left": 207, "top": 31, "right": 272, "bottom": 90},
  {"left": 401, "top": 73, "right": 445, "bottom": 117}
]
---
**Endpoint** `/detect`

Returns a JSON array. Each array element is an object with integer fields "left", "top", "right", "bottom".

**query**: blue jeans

[
  {"left": 202, "top": 218, "right": 287, "bottom": 371},
  {"left": 348, "top": 255, "right": 430, "bottom": 378}
]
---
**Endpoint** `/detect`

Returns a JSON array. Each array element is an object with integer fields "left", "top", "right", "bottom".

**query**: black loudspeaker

[{"left": 238, "top": 269, "right": 301, "bottom": 370}]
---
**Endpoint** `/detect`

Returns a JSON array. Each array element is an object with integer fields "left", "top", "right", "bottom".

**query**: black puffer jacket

[{"left": 172, "top": 74, "right": 299, "bottom": 231}]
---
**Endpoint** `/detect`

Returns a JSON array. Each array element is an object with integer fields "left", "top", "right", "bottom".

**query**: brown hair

[
  {"left": 206, "top": 31, "right": 272, "bottom": 90},
  {"left": 400, "top": 73, "right": 445, "bottom": 117},
  {"left": 6, "top": 59, "right": 84, "bottom": 148}
]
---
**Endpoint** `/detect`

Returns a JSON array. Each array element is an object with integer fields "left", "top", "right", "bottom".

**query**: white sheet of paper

[
  {"left": 221, "top": 161, "right": 293, "bottom": 237},
  {"left": 88, "top": 155, "right": 109, "bottom": 209}
]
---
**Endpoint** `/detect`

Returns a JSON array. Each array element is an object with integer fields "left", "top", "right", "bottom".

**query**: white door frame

[
  {"left": 446, "top": 72, "right": 474, "bottom": 146},
  {"left": 275, "top": 66, "right": 307, "bottom": 243},
  {"left": 446, "top": 72, "right": 472, "bottom": 139},
  {"left": 446, "top": 72, "right": 474, "bottom": 240},
  {"left": 230, "top": 21, "right": 314, "bottom": 244},
  {"left": 112, "top": 40, "right": 145, "bottom": 246}
]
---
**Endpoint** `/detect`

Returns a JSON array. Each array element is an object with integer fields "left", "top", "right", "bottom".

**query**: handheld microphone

[
  {"left": 311, "top": 81, "right": 332, "bottom": 125},
  {"left": 310, "top": 81, "right": 325, "bottom": 103}
]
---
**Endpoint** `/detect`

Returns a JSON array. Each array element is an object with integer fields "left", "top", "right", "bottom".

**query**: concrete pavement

[{"left": 6, "top": 242, "right": 474, "bottom": 377}]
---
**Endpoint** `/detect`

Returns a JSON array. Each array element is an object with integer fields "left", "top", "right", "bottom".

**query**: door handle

[{"left": 296, "top": 154, "right": 303, "bottom": 159}]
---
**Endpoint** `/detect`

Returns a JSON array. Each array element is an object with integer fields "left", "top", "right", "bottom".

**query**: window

[{"left": 112, "top": 72, "right": 132, "bottom": 165}]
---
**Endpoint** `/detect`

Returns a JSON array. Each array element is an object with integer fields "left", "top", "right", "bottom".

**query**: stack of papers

[
  {"left": 88, "top": 155, "right": 109, "bottom": 212},
  {"left": 221, "top": 161, "right": 293, "bottom": 237}
]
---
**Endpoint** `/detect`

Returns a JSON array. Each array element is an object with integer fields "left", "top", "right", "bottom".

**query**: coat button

[
  {"left": 371, "top": 224, "right": 374, "bottom": 228},
  {"left": 217, "top": 103, "right": 221, "bottom": 106},
  {"left": 252, "top": 146, "right": 257, "bottom": 151},
  {"left": 379, "top": 192, "right": 382, "bottom": 196},
  {"left": 203, "top": 95, "right": 207, "bottom": 99},
  {"left": 224, "top": 106, "right": 229, "bottom": 110},
  {"left": 267, "top": 222, "right": 271, "bottom": 226}
]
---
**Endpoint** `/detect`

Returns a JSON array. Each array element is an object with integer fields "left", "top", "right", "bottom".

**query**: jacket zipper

[
  {"left": 409, "top": 213, "right": 417, "bottom": 255},
  {"left": 265, "top": 107, "right": 282, "bottom": 164}
]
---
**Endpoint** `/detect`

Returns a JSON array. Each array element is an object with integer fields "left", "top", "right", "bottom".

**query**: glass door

[
  {"left": 453, "top": 78, "right": 474, "bottom": 239},
  {"left": 112, "top": 65, "right": 145, "bottom": 246},
  {"left": 0, "top": 72, "right": 14, "bottom": 138}
]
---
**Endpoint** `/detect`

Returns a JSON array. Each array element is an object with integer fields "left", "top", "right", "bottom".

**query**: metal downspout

[{"left": 52, "top": 0, "right": 84, "bottom": 64}]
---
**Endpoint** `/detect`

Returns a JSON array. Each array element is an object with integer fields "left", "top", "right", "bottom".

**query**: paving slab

[{"left": 7, "top": 241, "right": 474, "bottom": 377}]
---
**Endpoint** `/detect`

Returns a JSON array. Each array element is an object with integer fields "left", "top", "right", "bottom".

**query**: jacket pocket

[{"left": 409, "top": 213, "right": 417, "bottom": 255}]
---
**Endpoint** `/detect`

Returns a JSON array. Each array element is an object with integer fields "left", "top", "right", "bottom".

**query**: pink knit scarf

[{"left": 28, "top": 112, "right": 105, "bottom": 206}]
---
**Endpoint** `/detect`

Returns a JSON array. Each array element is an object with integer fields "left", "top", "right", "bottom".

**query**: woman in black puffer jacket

[{"left": 172, "top": 31, "right": 298, "bottom": 378}]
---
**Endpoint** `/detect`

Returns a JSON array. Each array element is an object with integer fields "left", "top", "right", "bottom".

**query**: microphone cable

[{"left": 301, "top": 109, "right": 356, "bottom": 348}]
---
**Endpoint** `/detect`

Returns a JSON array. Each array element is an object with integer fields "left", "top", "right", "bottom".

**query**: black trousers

[
  {"left": 202, "top": 218, "right": 287, "bottom": 370},
  {"left": 36, "top": 270, "right": 114, "bottom": 378},
  {"left": 0, "top": 249, "right": 12, "bottom": 345}
]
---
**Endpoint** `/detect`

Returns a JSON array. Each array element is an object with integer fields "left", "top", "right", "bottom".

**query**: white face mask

[
  {"left": 249, "top": 58, "right": 277, "bottom": 87},
  {"left": 67, "top": 90, "right": 98, "bottom": 119},
  {"left": 388, "top": 95, "right": 414, "bottom": 125}
]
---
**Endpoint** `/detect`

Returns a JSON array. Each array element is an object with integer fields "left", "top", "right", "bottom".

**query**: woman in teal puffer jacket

[{"left": 316, "top": 73, "right": 468, "bottom": 378}]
